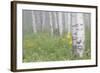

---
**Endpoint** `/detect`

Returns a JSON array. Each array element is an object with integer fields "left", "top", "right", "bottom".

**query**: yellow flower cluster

[{"left": 67, "top": 32, "right": 72, "bottom": 45}]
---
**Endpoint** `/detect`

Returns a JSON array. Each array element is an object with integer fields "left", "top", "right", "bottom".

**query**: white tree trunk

[
  {"left": 54, "top": 12, "right": 58, "bottom": 29},
  {"left": 71, "top": 13, "right": 77, "bottom": 56},
  {"left": 58, "top": 12, "right": 63, "bottom": 36},
  {"left": 32, "top": 11, "right": 37, "bottom": 33},
  {"left": 67, "top": 13, "right": 71, "bottom": 32},
  {"left": 49, "top": 12, "right": 53, "bottom": 35},
  {"left": 42, "top": 11, "right": 46, "bottom": 32},
  {"left": 76, "top": 13, "right": 85, "bottom": 57},
  {"left": 71, "top": 13, "right": 85, "bottom": 57}
]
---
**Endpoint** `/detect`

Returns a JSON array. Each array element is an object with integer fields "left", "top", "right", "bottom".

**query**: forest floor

[{"left": 23, "top": 33, "right": 91, "bottom": 62}]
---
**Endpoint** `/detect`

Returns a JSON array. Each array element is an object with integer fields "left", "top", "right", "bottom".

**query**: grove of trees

[{"left": 23, "top": 10, "right": 91, "bottom": 58}]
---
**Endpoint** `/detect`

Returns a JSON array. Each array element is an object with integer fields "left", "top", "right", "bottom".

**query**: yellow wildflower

[{"left": 67, "top": 32, "right": 72, "bottom": 45}]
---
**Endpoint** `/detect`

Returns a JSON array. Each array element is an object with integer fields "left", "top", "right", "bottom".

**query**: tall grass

[{"left": 23, "top": 32, "right": 91, "bottom": 62}]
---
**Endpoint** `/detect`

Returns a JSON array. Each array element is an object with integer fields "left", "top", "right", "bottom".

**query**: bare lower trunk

[
  {"left": 49, "top": 12, "right": 53, "bottom": 35},
  {"left": 58, "top": 12, "right": 63, "bottom": 36},
  {"left": 76, "top": 13, "right": 85, "bottom": 57},
  {"left": 71, "top": 13, "right": 85, "bottom": 57},
  {"left": 32, "top": 11, "right": 37, "bottom": 33}
]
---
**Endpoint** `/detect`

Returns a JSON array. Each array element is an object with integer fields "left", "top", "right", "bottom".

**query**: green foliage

[{"left": 23, "top": 32, "right": 91, "bottom": 62}]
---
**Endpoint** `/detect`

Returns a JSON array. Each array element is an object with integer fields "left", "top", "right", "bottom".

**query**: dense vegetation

[{"left": 23, "top": 32, "right": 91, "bottom": 62}]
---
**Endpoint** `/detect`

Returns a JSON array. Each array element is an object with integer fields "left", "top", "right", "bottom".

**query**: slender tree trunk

[
  {"left": 68, "top": 13, "right": 71, "bottom": 32},
  {"left": 71, "top": 13, "right": 77, "bottom": 56},
  {"left": 37, "top": 11, "right": 42, "bottom": 32},
  {"left": 58, "top": 12, "right": 63, "bottom": 36},
  {"left": 49, "top": 12, "right": 53, "bottom": 35},
  {"left": 54, "top": 12, "right": 58, "bottom": 29},
  {"left": 41, "top": 11, "right": 46, "bottom": 32},
  {"left": 63, "top": 12, "right": 68, "bottom": 33},
  {"left": 32, "top": 11, "right": 37, "bottom": 33},
  {"left": 53, "top": 12, "right": 59, "bottom": 35}
]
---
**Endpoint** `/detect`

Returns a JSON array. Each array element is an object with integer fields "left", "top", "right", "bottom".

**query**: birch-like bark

[
  {"left": 54, "top": 12, "right": 58, "bottom": 29},
  {"left": 71, "top": 13, "right": 85, "bottom": 57},
  {"left": 41, "top": 11, "right": 46, "bottom": 32},
  {"left": 32, "top": 11, "right": 37, "bottom": 33},
  {"left": 53, "top": 12, "right": 59, "bottom": 35},
  {"left": 49, "top": 12, "right": 53, "bottom": 35},
  {"left": 68, "top": 13, "right": 71, "bottom": 32},
  {"left": 58, "top": 12, "right": 63, "bottom": 36},
  {"left": 71, "top": 13, "right": 77, "bottom": 56},
  {"left": 76, "top": 13, "right": 85, "bottom": 57}
]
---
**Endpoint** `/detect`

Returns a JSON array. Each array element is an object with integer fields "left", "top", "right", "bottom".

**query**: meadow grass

[{"left": 23, "top": 32, "right": 91, "bottom": 62}]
